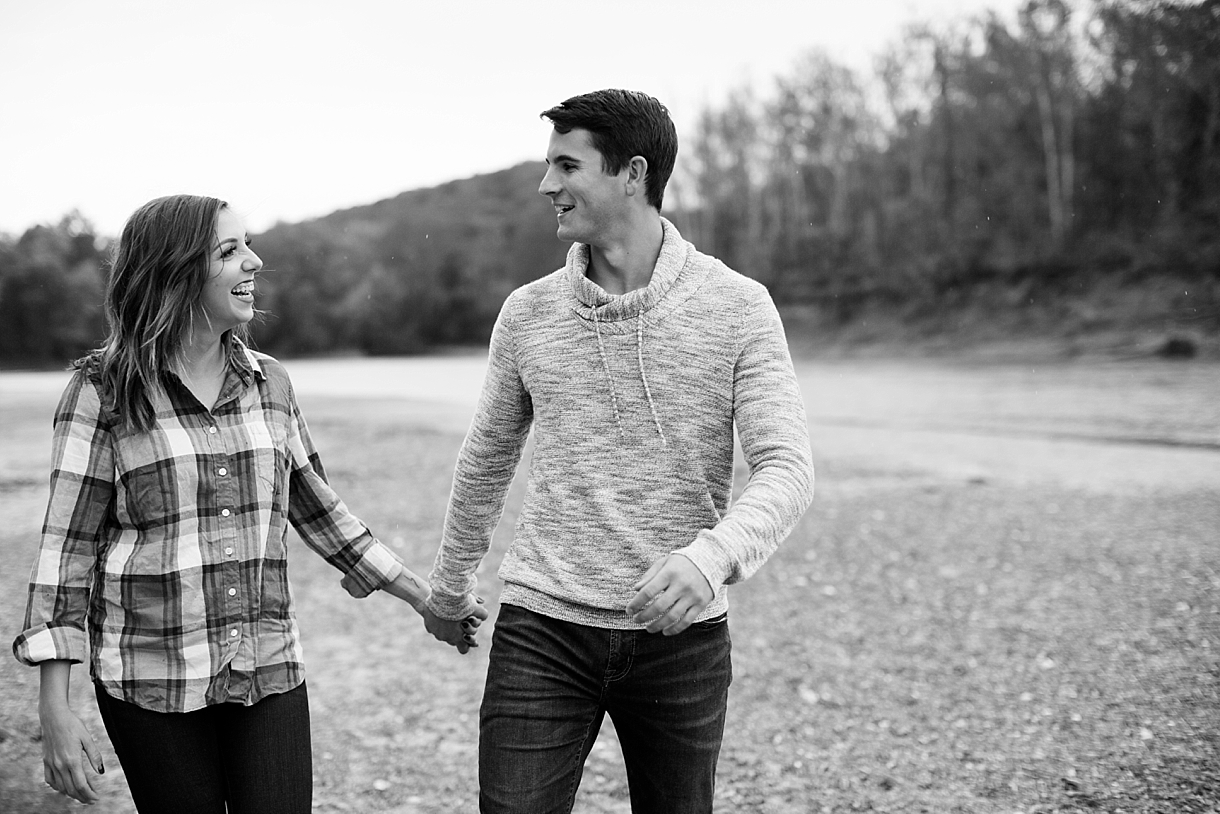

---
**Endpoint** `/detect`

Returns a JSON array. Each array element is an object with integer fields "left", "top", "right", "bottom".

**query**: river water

[{"left": 3, "top": 353, "right": 1217, "bottom": 495}]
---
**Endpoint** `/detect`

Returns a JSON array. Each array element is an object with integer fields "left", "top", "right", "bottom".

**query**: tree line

[
  {"left": 1, "top": 0, "right": 1215, "bottom": 368},
  {"left": 681, "top": 0, "right": 1218, "bottom": 310}
]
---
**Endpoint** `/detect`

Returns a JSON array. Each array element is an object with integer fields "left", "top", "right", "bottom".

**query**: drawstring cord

[
  {"left": 592, "top": 309, "right": 626, "bottom": 439},
  {"left": 591, "top": 307, "right": 667, "bottom": 445},
  {"left": 636, "top": 315, "right": 668, "bottom": 445}
]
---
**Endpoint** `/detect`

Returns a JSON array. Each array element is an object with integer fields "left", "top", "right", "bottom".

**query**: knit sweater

[{"left": 427, "top": 218, "right": 814, "bottom": 628}]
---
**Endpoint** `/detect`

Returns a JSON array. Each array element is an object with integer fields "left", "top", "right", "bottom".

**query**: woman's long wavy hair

[{"left": 82, "top": 194, "right": 247, "bottom": 432}]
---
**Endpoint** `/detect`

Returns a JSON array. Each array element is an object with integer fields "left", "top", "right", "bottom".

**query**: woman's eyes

[{"left": 220, "top": 239, "right": 252, "bottom": 260}]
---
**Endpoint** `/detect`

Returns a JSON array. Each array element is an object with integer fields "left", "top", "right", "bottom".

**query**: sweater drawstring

[
  {"left": 592, "top": 310, "right": 626, "bottom": 439},
  {"left": 591, "top": 308, "right": 667, "bottom": 446},
  {"left": 636, "top": 314, "right": 668, "bottom": 445}
]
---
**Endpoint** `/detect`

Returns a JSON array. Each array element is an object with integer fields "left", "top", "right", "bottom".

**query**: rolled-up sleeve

[
  {"left": 13, "top": 373, "right": 113, "bottom": 666},
  {"left": 284, "top": 384, "right": 403, "bottom": 598}
]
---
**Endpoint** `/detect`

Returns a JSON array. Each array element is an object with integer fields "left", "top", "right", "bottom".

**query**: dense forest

[{"left": 2, "top": 0, "right": 1216, "bottom": 367}]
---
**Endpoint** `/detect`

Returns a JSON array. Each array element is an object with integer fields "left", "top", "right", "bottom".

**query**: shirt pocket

[
  {"left": 255, "top": 446, "right": 292, "bottom": 515},
  {"left": 119, "top": 460, "right": 193, "bottom": 532}
]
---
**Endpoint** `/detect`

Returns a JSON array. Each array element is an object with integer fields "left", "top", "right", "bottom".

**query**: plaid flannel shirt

[{"left": 12, "top": 341, "right": 403, "bottom": 712}]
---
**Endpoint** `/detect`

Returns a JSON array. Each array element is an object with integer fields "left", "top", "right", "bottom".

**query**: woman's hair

[{"left": 83, "top": 194, "right": 241, "bottom": 432}]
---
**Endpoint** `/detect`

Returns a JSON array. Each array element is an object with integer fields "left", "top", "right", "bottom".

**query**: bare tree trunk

[
  {"left": 1202, "top": 82, "right": 1220, "bottom": 186},
  {"left": 1151, "top": 105, "right": 1180, "bottom": 225},
  {"left": 1034, "top": 58, "right": 1065, "bottom": 246},
  {"left": 934, "top": 44, "right": 957, "bottom": 226},
  {"left": 1061, "top": 86, "right": 1074, "bottom": 238}
]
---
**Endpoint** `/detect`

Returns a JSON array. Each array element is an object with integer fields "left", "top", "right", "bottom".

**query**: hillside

[
  {"left": 1, "top": 163, "right": 1215, "bottom": 369},
  {"left": 250, "top": 162, "right": 570, "bottom": 355},
  {"left": 250, "top": 161, "right": 1218, "bottom": 362}
]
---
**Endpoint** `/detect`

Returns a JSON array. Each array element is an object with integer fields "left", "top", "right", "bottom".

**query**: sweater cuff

[
  {"left": 675, "top": 531, "right": 734, "bottom": 593},
  {"left": 339, "top": 539, "right": 405, "bottom": 598},
  {"left": 425, "top": 588, "right": 481, "bottom": 622}
]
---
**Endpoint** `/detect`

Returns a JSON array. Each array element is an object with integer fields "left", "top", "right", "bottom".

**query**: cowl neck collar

[{"left": 566, "top": 217, "right": 691, "bottom": 324}]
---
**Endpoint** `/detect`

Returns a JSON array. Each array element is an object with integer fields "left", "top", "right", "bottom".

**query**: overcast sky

[{"left": 0, "top": 0, "right": 1010, "bottom": 237}]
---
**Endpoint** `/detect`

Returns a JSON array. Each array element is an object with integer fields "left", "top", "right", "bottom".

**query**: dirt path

[{"left": 2, "top": 354, "right": 1217, "bottom": 813}]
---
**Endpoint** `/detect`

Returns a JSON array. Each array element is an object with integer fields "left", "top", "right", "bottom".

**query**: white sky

[{"left": 0, "top": 0, "right": 1009, "bottom": 237}]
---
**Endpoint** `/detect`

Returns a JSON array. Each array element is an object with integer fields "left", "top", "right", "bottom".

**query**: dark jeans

[
  {"left": 94, "top": 682, "right": 312, "bottom": 814},
  {"left": 479, "top": 604, "right": 732, "bottom": 814}
]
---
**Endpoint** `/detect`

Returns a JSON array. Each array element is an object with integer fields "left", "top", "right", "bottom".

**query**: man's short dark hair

[{"left": 540, "top": 89, "right": 677, "bottom": 211}]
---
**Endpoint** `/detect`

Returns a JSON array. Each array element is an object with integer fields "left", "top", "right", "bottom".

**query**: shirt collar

[
  {"left": 226, "top": 335, "right": 266, "bottom": 385},
  {"left": 566, "top": 217, "right": 691, "bottom": 323}
]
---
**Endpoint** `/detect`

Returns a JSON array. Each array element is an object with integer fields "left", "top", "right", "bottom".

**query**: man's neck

[{"left": 587, "top": 214, "right": 664, "bottom": 296}]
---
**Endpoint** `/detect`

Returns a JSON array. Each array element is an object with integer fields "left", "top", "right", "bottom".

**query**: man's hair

[{"left": 540, "top": 89, "right": 677, "bottom": 211}]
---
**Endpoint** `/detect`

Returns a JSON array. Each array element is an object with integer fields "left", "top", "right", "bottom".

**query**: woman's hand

[
  {"left": 423, "top": 596, "right": 489, "bottom": 654},
  {"left": 39, "top": 661, "right": 104, "bottom": 804}
]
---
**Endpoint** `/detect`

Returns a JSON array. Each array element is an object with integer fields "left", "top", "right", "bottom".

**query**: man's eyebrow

[{"left": 548, "top": 153, "right": 582, "bottom": 165}]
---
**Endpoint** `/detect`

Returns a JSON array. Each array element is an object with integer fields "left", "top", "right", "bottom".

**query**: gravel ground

[{"left": 1, "top": 355, "right": 1217, "bottom": 813}]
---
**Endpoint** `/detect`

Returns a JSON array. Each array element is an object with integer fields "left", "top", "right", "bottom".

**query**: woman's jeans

[
  {"left": 93, "top": 681, "right": 312, "bottom": 814},
  {"left": 479, "top": 604, "right": 732, "bottom": 814}
]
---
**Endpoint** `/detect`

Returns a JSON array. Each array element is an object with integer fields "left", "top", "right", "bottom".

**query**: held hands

[
  {"left": 39, "top": 702, "right": 104, "bottom": 804},
  {"left": 626, "top": 553, "right": 714, "bottom": 636},
  {"left": 423, "top": 596, "right": 489, "bottom": 655},
  {"left": 381, "top": 570, "right": 489, "bottom": 654}
]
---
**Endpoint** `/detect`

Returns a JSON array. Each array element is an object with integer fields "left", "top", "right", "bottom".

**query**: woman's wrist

[
  {"left": 38, "top": 660, "right": 73, "bottom": 713},
  {"left": 383, "top": 570, "right": 432, "bottom": 614}
]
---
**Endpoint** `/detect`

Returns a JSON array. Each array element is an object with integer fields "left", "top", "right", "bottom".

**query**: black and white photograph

[{"left": 1, "top": 1, "right": 1217, "bottom": 812}]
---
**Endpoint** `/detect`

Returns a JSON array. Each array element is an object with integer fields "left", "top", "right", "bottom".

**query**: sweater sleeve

[
  {"left": 676, "top": 291, "right": 814, "bottom": 589},
  {"left": 427, "top": 300, "right": 534, "bottom": 620}
]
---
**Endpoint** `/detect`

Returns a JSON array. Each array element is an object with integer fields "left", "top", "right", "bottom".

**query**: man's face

[{"left": 539, "top": 127, "right": 629, "bottom": 246}]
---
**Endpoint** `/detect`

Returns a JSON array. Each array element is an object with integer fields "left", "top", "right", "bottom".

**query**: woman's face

[{"left": 200, "top": 208, "right": 262, "bottom": 334}]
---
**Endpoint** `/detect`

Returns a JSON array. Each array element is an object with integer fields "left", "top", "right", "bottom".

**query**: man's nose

[{"left": 539, "top": 166, "right": 560, "bottom": 197}]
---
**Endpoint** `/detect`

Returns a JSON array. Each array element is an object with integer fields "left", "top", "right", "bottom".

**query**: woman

[{"left": 11, "top": 195, "right": 485, "bottom": 812}]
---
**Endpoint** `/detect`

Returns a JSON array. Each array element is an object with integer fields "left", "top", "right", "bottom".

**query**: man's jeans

[{"left": 479, "top": 604, "right": 732, "bottom": 814}]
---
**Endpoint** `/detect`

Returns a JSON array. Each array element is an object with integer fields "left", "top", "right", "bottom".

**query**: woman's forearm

[{"left": 39, "top": 660, "right": 74, "bottom": 712}]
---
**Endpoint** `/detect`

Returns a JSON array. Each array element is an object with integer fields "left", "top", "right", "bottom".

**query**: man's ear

[{"left": 625, "top": 156, "right": 649, "bottom": 197}]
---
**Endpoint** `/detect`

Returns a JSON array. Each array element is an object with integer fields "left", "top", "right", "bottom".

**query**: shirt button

[
  {"left": 224, "top": 547, "right": 234, "bottom": 556},
  {"left": 228, "top": 587, "right": 237, "bottom": 597},
  {"left": 230, "top": 628, "right": 239, "bottom": 638},
  {"left": 221, "top": 508, "right": 231, "bottom": 517},
  {"left": 218, "top": 467, "right": 228, "bottom": 476},
  {"left": 209, "top": 426, "right": 218, "bottom": 434}
]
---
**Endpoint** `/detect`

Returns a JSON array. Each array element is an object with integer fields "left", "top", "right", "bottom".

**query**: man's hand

[
  {"left": 40, "top": 702, "right": 103, "bottom": 804},
  {"left": 423, "top": 597, "right": 489, "bottom": 654},
  {"left": 626, "top": 554, "right": 714, "bottom": 636}
]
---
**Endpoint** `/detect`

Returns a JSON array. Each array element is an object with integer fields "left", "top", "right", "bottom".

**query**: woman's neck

[
  {"left": 177, "top": 333, "right": 226, "bottom": 376},
  {"left": 173, "top": 332, "right": 228, "bottom": 409}
]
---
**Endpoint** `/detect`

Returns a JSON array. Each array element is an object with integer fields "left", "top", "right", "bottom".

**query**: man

[{"left": 424, "top": 89, "right": 814, "bottom": 813}]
